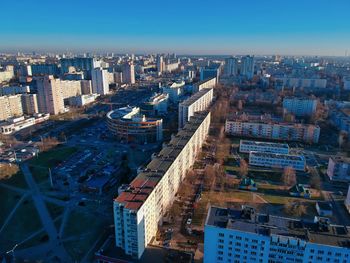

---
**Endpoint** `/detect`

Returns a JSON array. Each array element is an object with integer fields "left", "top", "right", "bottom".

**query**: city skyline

[{"left": 1, "top": 0, "right": 350, "bottom": 56}]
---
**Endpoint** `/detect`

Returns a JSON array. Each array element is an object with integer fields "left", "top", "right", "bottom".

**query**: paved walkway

[{"left": 20, "top": 164, "right": 71, "bottom": 262}]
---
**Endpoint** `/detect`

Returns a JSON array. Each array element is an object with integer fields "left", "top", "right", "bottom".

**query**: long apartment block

[
  {"left": 178, "top": 87, "right": 213, "bottom": 129},
  {"left": 225, "top": 120, "right": 320, "bottom": 143},
  {"left": 249, "top": 151, "right": 306, "bottom": 171},
  {"left": 114, "top": 111, "right": 211, "bottom": 259},
  {"left": 239, "top": 140, "right": 289, "bottom": 154},
  {"left": 204, "top": 206, "right": 350, "bottom": 263}
]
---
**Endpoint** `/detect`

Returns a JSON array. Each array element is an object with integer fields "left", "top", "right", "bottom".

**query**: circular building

[{"left": 106, "top": 106, "right": 163, "bottom": 144}]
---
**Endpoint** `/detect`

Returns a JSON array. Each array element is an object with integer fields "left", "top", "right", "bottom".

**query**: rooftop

[
  {"left": 206, "top": 206, "right": 350, "bottom": 248},
  {"left": 114, "top": 111, "right": 210, "bottom": 211},
  {"left": 180, "top": 88, "right": 212, "bottom": 107},
  {"left": 240, "top": 140, "right": 289, "bottom": 149},
  {"left": 250, "top": 151, "right": 305, "bottom": 161}
]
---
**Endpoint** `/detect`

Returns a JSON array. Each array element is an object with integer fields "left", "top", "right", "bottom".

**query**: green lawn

[
  {"left": 28, "top": 146, "right": 77, "bottom": 183},
  {"left": 0, "top": 187, "right": 22, "bottom": 226},
  {"left": 0, "top": 198, "right": 42, "bottom": 251}
]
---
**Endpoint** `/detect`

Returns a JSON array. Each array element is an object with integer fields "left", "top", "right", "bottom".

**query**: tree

[
  {"left": 239, "top": 159, "right": 248, "bottom": 177},
  {"left": 310, "top": 170, "right": 321, "bottom": 190},
  {"left": 284, "top": 201, "right": 307, "bottom": 217},
  {"left": 0, "top": 163, "right": 19, "bottom": 180},
  {"left": 281, "top": 167, "right": 297, "bottom": 188}
]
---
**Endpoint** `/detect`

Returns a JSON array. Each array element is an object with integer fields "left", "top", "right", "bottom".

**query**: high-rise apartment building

[
  {"left": 204, "top": 206, "right": 350, "bottom": 263},
  {"left": 60, "top": 57, "right": 99, "bottom": 74},
  {"left": 114, "top": 111, "right": 211, "bottom": 259},
  {"left": 36, "top": 75, "right": 65, "bottom": 115},
  {"left": 122, "top": 62, "right": 135, "bottom": 84},
  {"left": 91, "top": 68, "right": 109, "bottom": 95},
  {"left": 224, "top": 57, "right": 239, "bottom": 76},
  {"left": 178, "top": 88, "right": 213, "bottom": 128},
  {"left": 0, "top": 95, "right": 23, "bottom": 121},
  {"left": 241, "top": 55, "right": 255, "bottom": 79},
  {"left": 21, "top": 94, "right": 39, "bottom": 115}
]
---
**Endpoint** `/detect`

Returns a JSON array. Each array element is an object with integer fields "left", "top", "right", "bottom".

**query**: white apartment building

[
  {"left": 163, "top": 80, "right": 185, "bottom": 103},
  {"left": 36, "top": 75, "right": 65, "bottom": 115},
  {"left": 241, "top": 55, "right": 255, "bottom": 79},
  {"left": 283, "top": 97, "right": 318, "bottom": 117},
  {"left": 224, "top": 57, "right": 239, "bottom": 76},
  {"left": 0, "top": 65, "right": 15, "bottom": 83},
  {"left": 114, "top": 111, "right": 211, "bottom": 259},
  {"left": 0, "top": 94, "right": 23, "bottom": 121},
  {"left": 239, "top": 140, "right": 289, "bottom": 154},
  {"left": 178, "top": 88, "right": 213, "bottom": 128},
  {"left": 249, "top": 151, "right": 305, "bottom": 171},
  {"left": 122, "top": 62, "right": 135, "bottom": 84},
  {"left": 225, "top": 120, "right": 320, "bottom": 143},
  {"left": 68, "top": 93, "right": 99, "bottom": 107},
  {"left": 0, "top": 114, "right": 50, "bottom": 135},
  {"left": 142, "top": 93, "right": 169, "bottom": 115},
  {"left": 275, "top": 77, "right": 327, "bottom": 89},
  {"left": 193, "top": 77, "right": 217, "bottom": 93},
  {"left": 21, "top": 94, "right": 39, "bottom": 115},
  {"left": 60, "top": 80, "right": 82, "bottom": 99},
  {"left": 92, "top": 68, "right": 110, "bottom": 95},
  {"left": 204, "top": 206, "right": 350, "bottom": 263},
  {"left": 327, "top": 156, "right": 350, "bottom": 182}
]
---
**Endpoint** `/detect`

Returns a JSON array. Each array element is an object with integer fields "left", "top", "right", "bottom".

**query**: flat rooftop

[
  {"left": 240, "top": 140, "right": 289, "bottom": 149},
  {"left": 250, "top": 151, "right": 304, "bottom": 161},
  {"left": 180, "top": 88, "right": 212, "bottom": 107},
  {"left": 206, "top": 206, "right": 350, "bottom": 248},
  {"left": 115, "top": 111, "right": 210, "bottom": 211}
]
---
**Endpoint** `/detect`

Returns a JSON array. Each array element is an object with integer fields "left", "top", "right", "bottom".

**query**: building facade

[
  {"left": 193, "top": 77, "right": 217, "bottom": 92},
  {"left": 21, "top": 94, "right": 39, "bottom": 115},
  {"left": 241, "top": 55, "right": 255, "bottom": 79},
  {"left": 0, "top": 94, "right": 23, "bottom": 121},
  {"left": 141, "top": 93, "right": 169, "bottom": 116},
  {"left": 225, "top": 120, "right": 320, "bottom": 143},
  {"left": 327, "top": 156, "right": 350, "bottom": 182},
  {"left": 249, "top": 151, "right": 305, "bottom": 171},
  {"left": 92, "top": 68, "right": 110, "bottom": 95},
  {"left": 178, "top": 88, "right": 213, "bottom": 129},
  {"left": 162, "top": 80, "right": 185, "bottom": 103},
  {"left": 122, "top": 62, "right": 135, "bottom": 84},
  {"left": 106, "top": 106, "right": 163, "bottom": 144},
  {"left": 239, "top": 140, "right": 289, "bottom": 154},
  {"left": 224, "top": 57, "right": 239, "bottom": 77},
  {"left": 114, "top": 111, "right": 211, "bottom": 259},
  {"left": 283, "top": 97, "right": 318, "bottom": 117},
  {"left": 204, "top": 206, "right": 350, "bottom": 263}
]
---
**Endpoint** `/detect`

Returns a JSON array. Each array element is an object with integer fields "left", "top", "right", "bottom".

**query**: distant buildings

[
  {"left": 249, "top": 151, "right": 306, "bottom": 171},
  {"left": 275, "top": 77, "right": 327, "bottom": 89},
  {"left": 114, "top": 111, "right": 210, "bottom": 259},
  {"left": 106, "top": 106, "right": 163, "bottom": 144},
  {"left": 200, "top": 67, "right": 220, "bottom": 81},
  {"left": 31, "top": 63, "right": 60, "bottom": 76},
  {"left": 224, "top": 57, "right": 238, "bottom": 76},
  {"left": 327, "top": 156, "right": 350, "bottom": 182},
  {"left": 225, "top": 120, "right": 320, "bottom": 143},
  {"left": 36, "top": 75, "right": 65, "bottom": 115},
  {"left": 60, "top": 57, "right": 99, "bottom": 74},
  {"left": 92, "top": 68, "right": 110, "bottom": 95},
  {"left": 241, "top": 55, "right": 255, "bottom": 79},
  {"left": 239, "top": 140, "right": 289, "bottom": 154},
  {"left": 204, "top": 206, "right": 350, "bottom": 263},
  {"left": 178, "top": 88, "right": 213, "bottom": 128},
  {"left": 0, "top": 85, "right": 30, "bottom": 96},
  {"left": 283, "top": 97, "right": 317, "bottom": 117},
  {"left": 122, "top": 62, "right": 135, "bottom": 84}
]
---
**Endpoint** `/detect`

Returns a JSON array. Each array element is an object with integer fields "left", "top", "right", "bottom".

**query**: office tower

[
  {"left": 283, "top": 97, "right": 318, "bottom": 117},
  {"left": 204, "top": 206, "right": 350, "bottom": 263},
  {"left": 157, "top": 55, "right": 164, "bottom": 74},
  {"left": 36, "top": 75, "right": 65, "bottom": 115},
  {"left": 241, "top": 55, "right": 255, "bottom": 79},
  {"left": 114, "top": 112, "right": 211, "bottom": 259},
  {"left": 122, "top": 62, "right": 135, "bottom": 84},
  {"left": 224, "top": 57, "right": 239, "bottom": 76},
  {"left": 0, "top": 95, "right": 23, "bottom": 121},
  {"left": 91, "top": 68, "right": 109, "bottom": 95},
  {"left": 21, "top": 94, "right": 39, "bottom": 115}
]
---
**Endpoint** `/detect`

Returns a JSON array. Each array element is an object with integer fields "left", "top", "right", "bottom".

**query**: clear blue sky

[{"left": 1, "top": 0, "right": 350, "bottom": 55}]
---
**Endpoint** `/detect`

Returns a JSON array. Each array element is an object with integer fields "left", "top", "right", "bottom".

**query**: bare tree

[
  {"left": 0, "top": 163, "right": 19, "bottom": 180},
  {"left": 239, "top": 159, "right": 248, "bottom": 177},
  {"left": 282, "top": 167, "right": 297, "bottom": 188},
  {"left": 284, "top": 201, "right": 307, "bottom": 217}
]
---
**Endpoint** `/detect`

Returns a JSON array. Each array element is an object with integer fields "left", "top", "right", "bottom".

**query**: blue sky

[{"left": 1, "top": 0, "right": 350, "bottom": 55}]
